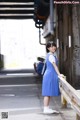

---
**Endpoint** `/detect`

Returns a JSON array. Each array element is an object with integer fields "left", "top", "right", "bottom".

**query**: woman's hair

[{"left": 46, "top": 41, "right": 56, "bottom": 53}]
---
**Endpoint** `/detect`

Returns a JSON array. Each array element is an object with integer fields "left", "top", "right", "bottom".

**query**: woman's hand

[{"left": 58, "top": 74, "right": 65, "bottom": 78}]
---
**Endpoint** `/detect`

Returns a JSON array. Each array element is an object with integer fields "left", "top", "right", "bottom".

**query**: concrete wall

[
  {"left": 44, "top": 4, "right": 80, "bottom": 88},
  {"left": 57, "top": 5, "right": 80, "bottom": 88},
  {"left": 72, "top": 5, "right": 80, "bottom": 88},
  {"left": 57, "top": 5, "right": 72, "bottom": 84}
]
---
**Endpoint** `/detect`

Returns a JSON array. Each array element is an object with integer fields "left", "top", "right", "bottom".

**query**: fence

[{"left": 59, "top": 76, "right": 80, "bottom": 120}]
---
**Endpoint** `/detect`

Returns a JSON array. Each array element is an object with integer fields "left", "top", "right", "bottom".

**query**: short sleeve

[{"left": 49, "top": 55, "right": 56, "bottom": 63}]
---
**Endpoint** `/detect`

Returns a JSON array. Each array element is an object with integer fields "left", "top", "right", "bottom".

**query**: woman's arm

[
  {"left": 52, "top": 62, "right": 64, "bottom": 78},
  {"left": 49, "top": 54, "right": 64, "bottom": 77},
  {"left": 52, "top": 62, "right": 61, "bottom": 76}
]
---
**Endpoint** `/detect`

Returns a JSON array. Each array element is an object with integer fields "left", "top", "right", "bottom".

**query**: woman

[{"left": 42, "top": 41, "right": 64, "bottom": 114}]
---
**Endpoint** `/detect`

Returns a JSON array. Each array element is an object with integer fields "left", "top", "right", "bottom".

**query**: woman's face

[{"left": 48, "top": 46, "right": 56, "bottom": 53}]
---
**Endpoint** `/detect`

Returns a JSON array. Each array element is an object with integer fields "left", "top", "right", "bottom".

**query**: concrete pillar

[{"left": 72, "top": 5, "right": 80, "bottom": 87}]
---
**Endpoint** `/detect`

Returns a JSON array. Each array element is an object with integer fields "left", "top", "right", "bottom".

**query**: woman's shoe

[
  {"left": 52, "top": 110, "right": 59, "bottom": 114},
  {"left": 43, "top": 108, "right": 59, "bottom": 114}
]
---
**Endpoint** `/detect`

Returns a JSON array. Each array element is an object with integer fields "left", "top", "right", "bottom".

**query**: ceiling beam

[
  {"left": 0, "top": 2, "right": 34, "bottom": 5},
  {"left": 0, "top": 13, "right": 34, "bottom": 19},
  {"left": 0, "top": 4, "right": 34, "bottom": 8},
  {"left": 0, "top": 1, "right": 34, "bottom": 19},
  {"left": 0, "top": 16, "right": 34, "bottom": 19},
  {"left": 0, "top": 13, "right": 34, "bottom": 16},
  {"left": 0, "top": 10, "right": 34, "bottom": 14},
  {"left": 0, "top": 0, "right": 34, "bottom": 2},
  {"left": 0, "top": 8, "right": 34, "bottom": 10}
]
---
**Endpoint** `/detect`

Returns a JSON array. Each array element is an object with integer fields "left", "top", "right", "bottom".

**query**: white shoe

[
  {"left": 52, "top": 110, "right": 59, "bottom": 114},
  {"left": 43, "top": 108, "right": 59, "bottom": 114}
]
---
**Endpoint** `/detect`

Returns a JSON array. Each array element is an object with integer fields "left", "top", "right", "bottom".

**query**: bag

[
  {"left": 36, "top": 62, "right": 46, "bottom": 75},
  {"left": 41, "top": 62, "right": 46, "bottom": 75}
]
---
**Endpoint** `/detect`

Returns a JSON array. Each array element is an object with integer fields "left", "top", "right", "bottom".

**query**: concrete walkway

[
  {"left": 8, "top": 110, "right": 76, "bottom": 120},
  {"left": 0, "top": 83, "right": 76, "bottom": 120},
  {"left": 0, "top": 103, "right": 76, "bottom": 120}
]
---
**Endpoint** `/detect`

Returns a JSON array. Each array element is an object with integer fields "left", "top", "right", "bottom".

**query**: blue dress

[{"left": 42, "top": 53, "right": 60, "bottom": 96}]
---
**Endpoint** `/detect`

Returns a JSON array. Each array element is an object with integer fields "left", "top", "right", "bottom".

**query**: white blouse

[{"left": 49, "top": 54, "right": 56, "bottom": 63}]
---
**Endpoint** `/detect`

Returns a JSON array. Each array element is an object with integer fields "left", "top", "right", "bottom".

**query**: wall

[
  {"left": 72, "top": 5, "right": 80, "bottom": 88},
  {"left": 57, "top": 4, "right": 80, "bottom": 88}
]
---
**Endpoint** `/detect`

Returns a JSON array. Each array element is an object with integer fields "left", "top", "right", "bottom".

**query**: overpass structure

[
  {"left": 0, "top": 0, "right": 80, "bottom": 88},
  {"left": 0, "top": 0, "right": 34, "bottom": 19},
  {"left": 0, "top": 0, "right": 49, "bottom": 28}
]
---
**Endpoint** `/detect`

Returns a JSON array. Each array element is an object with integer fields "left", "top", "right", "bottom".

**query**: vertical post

[
  {"left": 76, "top": 114, "right": 80, "bottom": 120},
  {"left": 61, "top": 95, "right": 67, "bottom": 108},
  {"left": 68, "top": 5, "right": 72, "bottom": 85},
  {"left": 61, "top": 76, "right": 67, "bottom": 108},
  {"left": 50, "top": 0, "right": 54, "bottom": 35}
]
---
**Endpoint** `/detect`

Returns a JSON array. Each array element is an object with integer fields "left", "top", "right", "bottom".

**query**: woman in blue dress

[{"left": 42, "top": 41, "right": 64, "bottom": 114}]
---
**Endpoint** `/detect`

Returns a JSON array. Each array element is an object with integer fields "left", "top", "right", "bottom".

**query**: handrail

[{"left": 59, "top": 76, "right": 80, "bottom": 120}]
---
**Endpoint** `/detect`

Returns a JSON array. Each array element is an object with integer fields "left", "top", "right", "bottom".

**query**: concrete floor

[{"left": 0, "top": 82, "right": 76, "bottom": 120}]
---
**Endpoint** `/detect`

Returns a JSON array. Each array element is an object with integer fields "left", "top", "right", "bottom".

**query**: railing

[{"left": 59, "top": 76, "right": 80, "bottom": 120}]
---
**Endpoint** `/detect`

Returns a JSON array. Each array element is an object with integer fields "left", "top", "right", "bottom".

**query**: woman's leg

[
  {"left": 43, "top": 96, "right": 59, "bottom": 114},
  {"left": 44, "top": 96, "right": 50, "bottom": 106},
  {"left": 43, "top": 96, "right": 52, "bottom": 113}
]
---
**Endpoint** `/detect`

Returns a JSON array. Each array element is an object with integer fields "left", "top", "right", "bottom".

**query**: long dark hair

[{"left": 46, "top": 41, "right": 56, "bottom": 53}]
